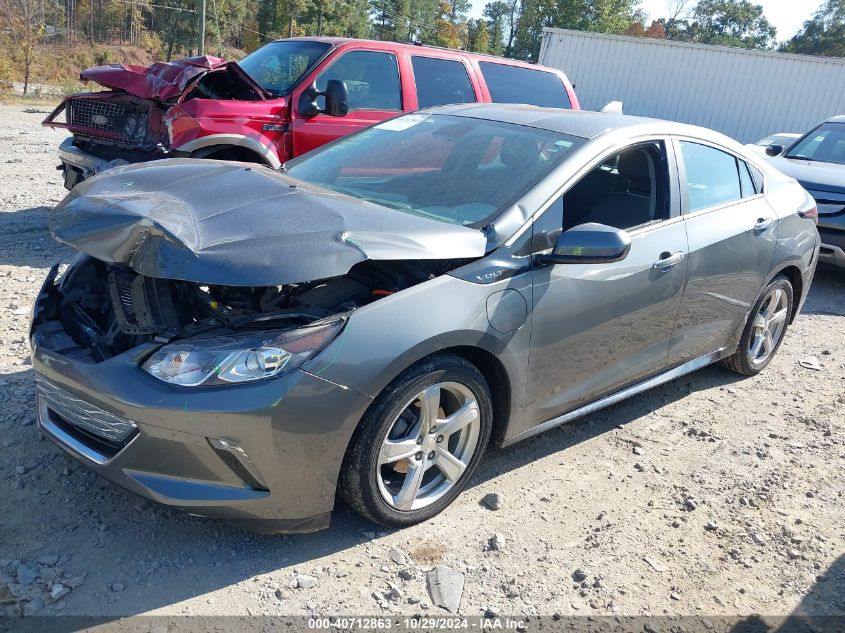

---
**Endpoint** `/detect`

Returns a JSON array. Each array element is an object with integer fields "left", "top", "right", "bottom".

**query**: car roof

[
  {"left": 824, "top": 115, "right": 845, "bottom": 124},
  {"left": 277, "top": 37, "right": 554, "bottom": 69},
  {"left": 427, "top": 102, "right": 731, "bottom": 144}
]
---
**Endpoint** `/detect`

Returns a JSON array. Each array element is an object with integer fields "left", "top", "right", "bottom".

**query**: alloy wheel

[
  {"left": 376, "top": 381, "right": 481, "bottom": 511},
  {"left": 748, "top": 287, "right": 789, "bottom": 366}
]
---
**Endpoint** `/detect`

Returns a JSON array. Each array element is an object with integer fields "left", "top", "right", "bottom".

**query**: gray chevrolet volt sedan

[{"left": 31, "top": 104, "right": 819, "bottom": 533}]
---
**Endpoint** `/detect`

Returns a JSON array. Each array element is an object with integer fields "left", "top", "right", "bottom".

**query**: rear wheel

[
  {"left": 720, "top": 275, "right": 793, "bottom": 376},
  {"left": 338, "top": 355, "right": 493, "bottom": 528}
]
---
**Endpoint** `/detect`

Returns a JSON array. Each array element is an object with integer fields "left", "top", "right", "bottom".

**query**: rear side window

[
  {"left": 316, "top": 51, "right": 401, "bottom": 111},
  {"left": 479, "top": 62, "right": 571, "bottom": 109},
  {"left": 747, "top": 163, "right": 764, "bottom": 192},
  {"left": 738, "top": 160, "right": 756, "bottom": 197},
  {"left": 680, "top": 142, "right": 742, "bottom": 212},
  {"left": 412, "top": 56, "right": 476, "bottom": 109}
]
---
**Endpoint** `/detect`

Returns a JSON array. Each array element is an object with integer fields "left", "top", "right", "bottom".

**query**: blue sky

[{"left": 468, "top": 0, "right": 823, "bottom": 40}]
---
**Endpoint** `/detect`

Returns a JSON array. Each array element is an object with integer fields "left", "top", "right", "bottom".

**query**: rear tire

[
  {"left": 720, "top": 275, "right": 793, "bottom": 376},
  {"left": 338, "top": 354, "right": 493, "bottom": 528}
]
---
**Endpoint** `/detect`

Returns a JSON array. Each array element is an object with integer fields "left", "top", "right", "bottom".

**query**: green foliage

[
  {"left": 783, "top": 0, "right": 845, "bottom": 58},
  {"left": 663, "top": 0, "right": 776, "bottom": 50},
  {"left": 94, "top": 49, "right": 112, "bottom": 66},
  {"left": 510, "top": 0, "right": 641, "bottom": 61},
  {"left": 0, "top": 55, "right": 13, "bottom": 94},
  {"left": 5, "top": 0, "right": 829, "bottom": 87}
]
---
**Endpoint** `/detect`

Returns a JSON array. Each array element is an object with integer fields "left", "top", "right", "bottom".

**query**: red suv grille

[{"left": 66, "top": 98, "right": 148, "bottom": 144}]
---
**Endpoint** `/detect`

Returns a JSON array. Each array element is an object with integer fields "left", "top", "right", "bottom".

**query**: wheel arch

[
  {"left": 768, "top": 264, "right": 803, "bottom": 323},
  {"left": 176, "top": 133, "right": 281, "bottom": 168},
  {"left": 337, "top": 342, "right": 514, "bottom": 464},
  {"left": 190, "top": 143, "right": 274, "bottom": 167},
  {"left": 435, "top": 345, "right": 512, "bottom": 448}
]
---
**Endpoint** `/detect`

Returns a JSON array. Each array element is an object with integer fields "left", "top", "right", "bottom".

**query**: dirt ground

[{"left": 0, "top": 104, "right": 843, "bottom": 621}]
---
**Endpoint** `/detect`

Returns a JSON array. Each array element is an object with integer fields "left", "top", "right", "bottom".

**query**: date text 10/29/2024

[{"left": 308, "top": 617, "right": 528, "bottom": 630}]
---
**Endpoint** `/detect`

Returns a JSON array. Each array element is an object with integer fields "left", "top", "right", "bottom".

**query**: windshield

[
  {"left": 785, "top": 122, "right": 845, "bottom": 165},
  {"left": 285, "top": 113, "right": 585, "bottom": 227},
  {"left": 238, "top": 40, "right": 330, "bottom": 97}
]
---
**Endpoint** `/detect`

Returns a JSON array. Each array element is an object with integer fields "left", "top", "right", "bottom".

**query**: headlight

[{"left": 142, "top": 319, "right": 345, "bottom": 386}]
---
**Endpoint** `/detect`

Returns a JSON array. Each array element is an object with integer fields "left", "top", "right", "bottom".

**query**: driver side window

[
  {"left": 562, "top": 141, "right": 669, "bottom": 232},
  {"left": 315, "top": 50, "right": 401, "bottom": 111}
]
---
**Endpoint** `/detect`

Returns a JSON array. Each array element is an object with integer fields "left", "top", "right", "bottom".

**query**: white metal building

[{"left": 539, "top": 28, "right": 845, "bottom": 143}]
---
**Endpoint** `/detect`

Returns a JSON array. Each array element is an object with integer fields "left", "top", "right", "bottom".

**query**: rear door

[
  {"left": 290, "top": 49, "right": 404, "bottom": 156},
  {"left": 668, "top": 139, "right": 777, "bottom": 365},
  {"left": 409, "top": 55, "right": 478, "bottom": 109}
]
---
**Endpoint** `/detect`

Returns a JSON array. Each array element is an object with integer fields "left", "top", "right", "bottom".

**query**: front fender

[
  {"left": 303, "top": 273, "right": 532, "bottom": 430},
  {"left": 166, "top": 99, "right": 289, "bottom": 167}
]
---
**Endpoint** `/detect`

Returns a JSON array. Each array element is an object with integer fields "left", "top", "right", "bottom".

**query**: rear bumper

[
  {"left": 817, "top": 220, "right": 845, "bottom": 268},
  {"left": 30, "top": 268, "right": 373, "bottom": 533}
]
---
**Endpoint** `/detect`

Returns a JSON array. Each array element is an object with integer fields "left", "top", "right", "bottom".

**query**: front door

[
  {"left": 518, "top": 140, "right": 689, "bottom": 436},
  {"left": 290, "top": 49, "right": 405, "bottom": 157}
]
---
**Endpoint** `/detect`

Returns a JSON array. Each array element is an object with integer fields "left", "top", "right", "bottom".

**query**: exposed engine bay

[
  {"left": 36, "top": 256, "right": 461, "bottom": 363},
  {"left": 182, "top": 65, "right": 265, "bottom": 102}
]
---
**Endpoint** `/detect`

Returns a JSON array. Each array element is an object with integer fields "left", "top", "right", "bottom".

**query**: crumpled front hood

[
  {"left": 50, "top": 160, "right": 487, "bottom": 286},
  {"left": 80, "top": 56, "right": 227, "bottom": 101}
]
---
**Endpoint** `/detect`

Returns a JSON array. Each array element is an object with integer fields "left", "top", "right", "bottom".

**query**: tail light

[{"left": 798, "top": 197, "right": 818, "bottom": 223}]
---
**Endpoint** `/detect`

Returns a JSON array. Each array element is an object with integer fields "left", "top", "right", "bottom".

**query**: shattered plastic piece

[
  {"left": 798, "top": 356, "right": 822, "bottom": 371},
  {"left": 643, "top": 556, "right": 668, "bottom": 572},
  {"left": 426, "top": 565, "right": 464, "bottom": 613}
]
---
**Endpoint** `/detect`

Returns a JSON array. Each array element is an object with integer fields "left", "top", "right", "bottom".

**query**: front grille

[
  {"left": 66, "top": 98, "right": 148, "bottom": 144},
  {"left": 36, "top": 377, "right": 137, "bottom": 444}
]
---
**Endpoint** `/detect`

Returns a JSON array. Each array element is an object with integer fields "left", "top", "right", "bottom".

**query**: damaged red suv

[{"left": 43, "top": 37, "right": 579, "bottom": 190}]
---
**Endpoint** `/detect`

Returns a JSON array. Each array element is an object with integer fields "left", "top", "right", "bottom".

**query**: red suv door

[{"left": 290, "top": 48, "right": 407, "bottom": 157}]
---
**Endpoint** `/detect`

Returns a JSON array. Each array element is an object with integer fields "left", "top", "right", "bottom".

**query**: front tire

[
  {"left": 720, "top": 274, "right": 793, "bottom": 376},
  {"left": 338, "top": 354, "right": 493, "bottom": 528}
]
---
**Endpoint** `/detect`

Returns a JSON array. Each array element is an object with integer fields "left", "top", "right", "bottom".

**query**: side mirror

[
  {"left": 765, "top": 143, "right": 784, "bottom": 157},
  {"left": 298, "top": 79, "right": 349, "bottom": 118},
  {"left": 535, "top": 222, "right": 632, "bottom": 265},
  {"left": 323, "top": 79, "right": 349, "bottom": 117},
  {"left": 598, "top": 100, "right": 623, "bottom": 114}
]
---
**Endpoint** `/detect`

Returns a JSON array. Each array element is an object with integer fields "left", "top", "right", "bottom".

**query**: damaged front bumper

[
  {"left": 30, "top": 266, "right": 373, "bottom": 533},
  {"left": 57, "top": 138, "right": 131, "bottom": 189}
]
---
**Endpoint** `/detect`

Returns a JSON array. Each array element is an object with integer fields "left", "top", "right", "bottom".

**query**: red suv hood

[{"left": 80, "top": 56, "right": 227, "bottom": 101}]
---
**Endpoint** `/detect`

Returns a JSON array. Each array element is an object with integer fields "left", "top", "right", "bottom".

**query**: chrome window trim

[
  {"left": 677, "top": 192, "right": 766, "bottom": 221},
  {"left": 37, "top": 397, "right": 139, "bottom": 466}
]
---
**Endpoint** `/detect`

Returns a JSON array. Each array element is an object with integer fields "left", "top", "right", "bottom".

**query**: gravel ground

[{"left": 1, "top": 103, "right": 843, "bottom": 620}]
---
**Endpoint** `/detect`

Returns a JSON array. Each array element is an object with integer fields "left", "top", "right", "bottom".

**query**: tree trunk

[{"left": 23, "top": 48, "right": 30, "bottom": 95}]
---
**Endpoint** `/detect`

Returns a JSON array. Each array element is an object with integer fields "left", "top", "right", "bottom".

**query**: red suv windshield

[{"left": 238, "top": 40, "right": 331, "bottom": 97}]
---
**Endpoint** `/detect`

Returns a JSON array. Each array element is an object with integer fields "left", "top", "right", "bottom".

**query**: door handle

[
  {"left": 754, "top": 217, "right": 775, "bottom": 232},
  {"left": 653, "top": 251, "right": 685, "bottom": 271}
]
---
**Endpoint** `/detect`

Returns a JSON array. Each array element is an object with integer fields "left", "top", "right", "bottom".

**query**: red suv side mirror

[{"left": 299, "top": 80, "right": 349, "bottom": 118}]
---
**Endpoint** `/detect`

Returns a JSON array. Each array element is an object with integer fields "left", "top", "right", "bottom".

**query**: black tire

[
  {"left": 720, "top": 274, "right": 794, "bottom": 376},
  {"left": 338, "top": 354, "right": 493, "bottom": 528}
]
